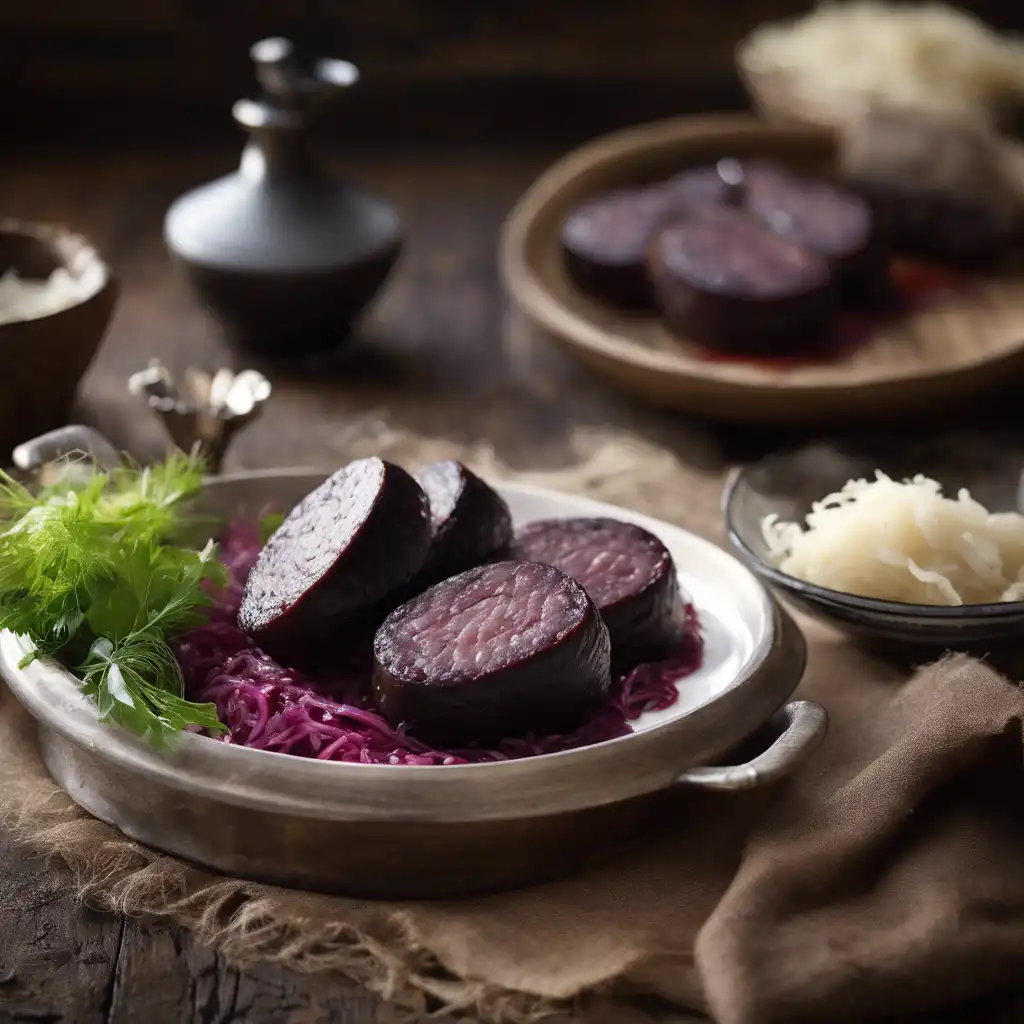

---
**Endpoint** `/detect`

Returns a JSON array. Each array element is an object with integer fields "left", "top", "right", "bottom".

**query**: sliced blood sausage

[
  {"left": 510, "top": 517, "right": 688, "bottom": 671},
  {"left": 238, "top": 457, "right": 432, "bottom": 669},
  {"left": 561, "top": 186, "right": 681, "bottom": 307},
  {"left": 854, "top": 182, "right": 1018, "bottom": 270},
  {"left": 742, "top": 161, "right": 888, "bottom": 302},
  {"left": 413, "top": 460, "right": 513, "bottom": 587},
  {"left": 647, "top": 210, "right": 835, "bottom": 356},
  {"left": 673, "top": 160, "right": 887, "bottom": 301},
  {"left": 670, "top": 162, "right": 738, "bottom": 210},
  {"left": 372, "top": 560, "right": 611, "bottom": 746}
]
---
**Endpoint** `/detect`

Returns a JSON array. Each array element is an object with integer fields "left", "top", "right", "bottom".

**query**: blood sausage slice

[
  {"left": 672, "top": 160, "right": 887, "bottom": 300},
  {"left": 743, "top": 161, "right": 887, "bottom": 301},
  {"left": 238, "top": 457, "right": 432, "bottom": 669},
  {"left": 372, "top": 560, "right": 611, "bottom": 746},
  {"left": 511, "top": 516, "right": 689, "bottom": 670},
  {"left": 561, "top": 186, "right": 681, "bottom": 307},
  {"left": 647, "top": 210, "right": 835, "bottom": 356}
]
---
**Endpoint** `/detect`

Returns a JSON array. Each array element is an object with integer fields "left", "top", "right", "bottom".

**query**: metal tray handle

[
  {"left": 675, "top": 700, "right": 827, "bottom": 791},
  {"left": 11, "top": 425, "right": 121, "bottom": 473}
]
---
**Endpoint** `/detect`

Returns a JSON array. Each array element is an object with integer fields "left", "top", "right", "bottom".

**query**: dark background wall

[{"left": 5, "top": 0, "right": 1024, "bottom": 147}]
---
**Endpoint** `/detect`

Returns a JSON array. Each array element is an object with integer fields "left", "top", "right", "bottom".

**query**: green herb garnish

[
  {"left": 259, "top": 510, "right": 285, "bottom": 544},
  {"left": 0, "top": 450, "right": 227, "bottom": 744}
]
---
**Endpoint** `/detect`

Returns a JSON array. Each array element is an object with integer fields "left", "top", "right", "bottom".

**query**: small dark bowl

[
  {"left": 0, "top": 221, "right": 118, "bottom": 458},
  {"left": 722, "top": 433, "right": 1024, "bottom": 651}
]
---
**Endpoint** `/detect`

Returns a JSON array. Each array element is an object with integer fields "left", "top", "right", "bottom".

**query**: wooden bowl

[
  {"left": 499, "top": 114, "right": 1024, "bottom": 425},
  {"left": 0, "top": 221, "right": 117, "bottom": 457}
]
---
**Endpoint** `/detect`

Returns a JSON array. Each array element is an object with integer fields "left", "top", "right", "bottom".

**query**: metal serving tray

[{"left": 1, "top": 468, "right": 824, "bottom": 898}]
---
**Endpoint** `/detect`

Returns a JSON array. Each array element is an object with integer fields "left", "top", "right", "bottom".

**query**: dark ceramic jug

[{"left": 164, "top": 37, "right": 402, "bottom": 360}]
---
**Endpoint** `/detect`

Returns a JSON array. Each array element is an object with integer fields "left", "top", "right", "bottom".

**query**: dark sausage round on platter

[
  {"left": 238, "top": 457, "right": 432, "bottom": 670},
  {"left": 412, "top": 460, "right": 513, "bottom": 587},
  {"left": 647, "top": 210, "right": 836, "bottom": 356},
  {"left": 372, "top": 560, "right": 612, "bottom": 747},
  {"left": 854, "top": 183, "right": 1018, "bottom": 270},
  {"left": 510, "top": 517, "right": 688, "bottom": 671},
  {"left": 672, "top": 160, "right": 887, "bottom": 301},
  {"left": 560, "top": 186, "right": 681, "bottom": 308},
  {"left": 742, "top": 161, "right": 888, "bottom": 302},
  {"left": 670, "top": 161, "right": 740, "bottom": 211}
]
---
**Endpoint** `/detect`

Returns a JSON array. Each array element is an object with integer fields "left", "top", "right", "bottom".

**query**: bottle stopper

[{"left": 233, "top": 36, "right": 359, "bottom": 130}]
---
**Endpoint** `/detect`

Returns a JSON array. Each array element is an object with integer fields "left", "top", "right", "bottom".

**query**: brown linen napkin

[
  {"left": 696, "top": 641, "right": 1024, "bottom": 1024},
  {"left": 3, "top": 426, "right": 1024, "bottom": 1022}
]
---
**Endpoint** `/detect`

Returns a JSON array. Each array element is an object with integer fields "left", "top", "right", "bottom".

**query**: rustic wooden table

[{"left": 1, "top": 144, "right": 1020, "bottom": 1024}]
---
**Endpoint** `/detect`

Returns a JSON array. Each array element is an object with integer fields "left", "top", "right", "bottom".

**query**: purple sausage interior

[
  {"left": 743, "top": 161, "right": 887, "bottom": 300},
  {"left": 745, "top": 163, "right": 872, "bottom": 259},
  {"left": 372, "top": 560, "right": 611, "bottom": 746},
  {"left": 561, "top": 186, "right": 681, "bottom": 307},
  {"left": 655, "top": 210, "right": 831, "bottom": 298},
  {"left": 647, "top": 213, "right": 835, "bottom": 355},
  {"left": 511, "top": 517, "right": 690, "bottom": 671},
  {"left": 238, "top": 457, "right": 432, "bottom": 670},
  {"left": 672, "top": 160, "right": 887, "bottom": 301}
]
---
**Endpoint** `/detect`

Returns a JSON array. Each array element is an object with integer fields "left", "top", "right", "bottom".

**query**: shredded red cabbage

[{"left": 175, "top": 520, "right": 704, "bottom": 765}]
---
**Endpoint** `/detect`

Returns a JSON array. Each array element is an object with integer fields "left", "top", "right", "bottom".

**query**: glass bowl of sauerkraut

[{"left": 722, "top": 433, "right": 1024, "bottom": 648}]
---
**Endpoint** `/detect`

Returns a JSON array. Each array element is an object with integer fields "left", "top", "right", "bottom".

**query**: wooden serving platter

[{"left": 499, "top": 114, "right": 1024, "bottom": 425}]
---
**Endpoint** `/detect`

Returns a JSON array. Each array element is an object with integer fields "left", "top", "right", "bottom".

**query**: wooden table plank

[{"left": 0, "top": 840, "right": 121, "bottom": 1023}]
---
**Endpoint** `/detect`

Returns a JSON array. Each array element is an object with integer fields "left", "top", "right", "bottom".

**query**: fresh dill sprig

[
  {"left": 0, "top": 450, "right": 227, "bottom": 743},
  {"left": 259, "top": 511, "right": 285, "bottom": 544}
]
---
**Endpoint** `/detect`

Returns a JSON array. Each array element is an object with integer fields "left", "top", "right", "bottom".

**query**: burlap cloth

[{"left": 3, "top": 425, "right": 1024, "bottom": 1024}]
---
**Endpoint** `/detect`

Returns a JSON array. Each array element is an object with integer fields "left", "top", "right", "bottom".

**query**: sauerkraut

[
  {"left": 0, "top": 267, "right": 94, "bottom": 325},
  {"left": 762, "top": 472, "right": 1024, "bottom": 605},
  {"left": 740, "top": 2, "right": 1024, "bottom": 121}
]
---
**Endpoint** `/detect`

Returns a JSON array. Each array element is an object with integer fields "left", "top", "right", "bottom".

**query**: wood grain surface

[
  {"left": 10, "top": 1, "right": 1022, "bottom": 147},
  {"left": 2, "top": 141, "right": 1024, "bottom": 1022},
  {"left": 8, "top": 0, "right": 1024, "bottom": 97},
  {"left": 1, "top": 1, "right": 768, "bottom": 146}
]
